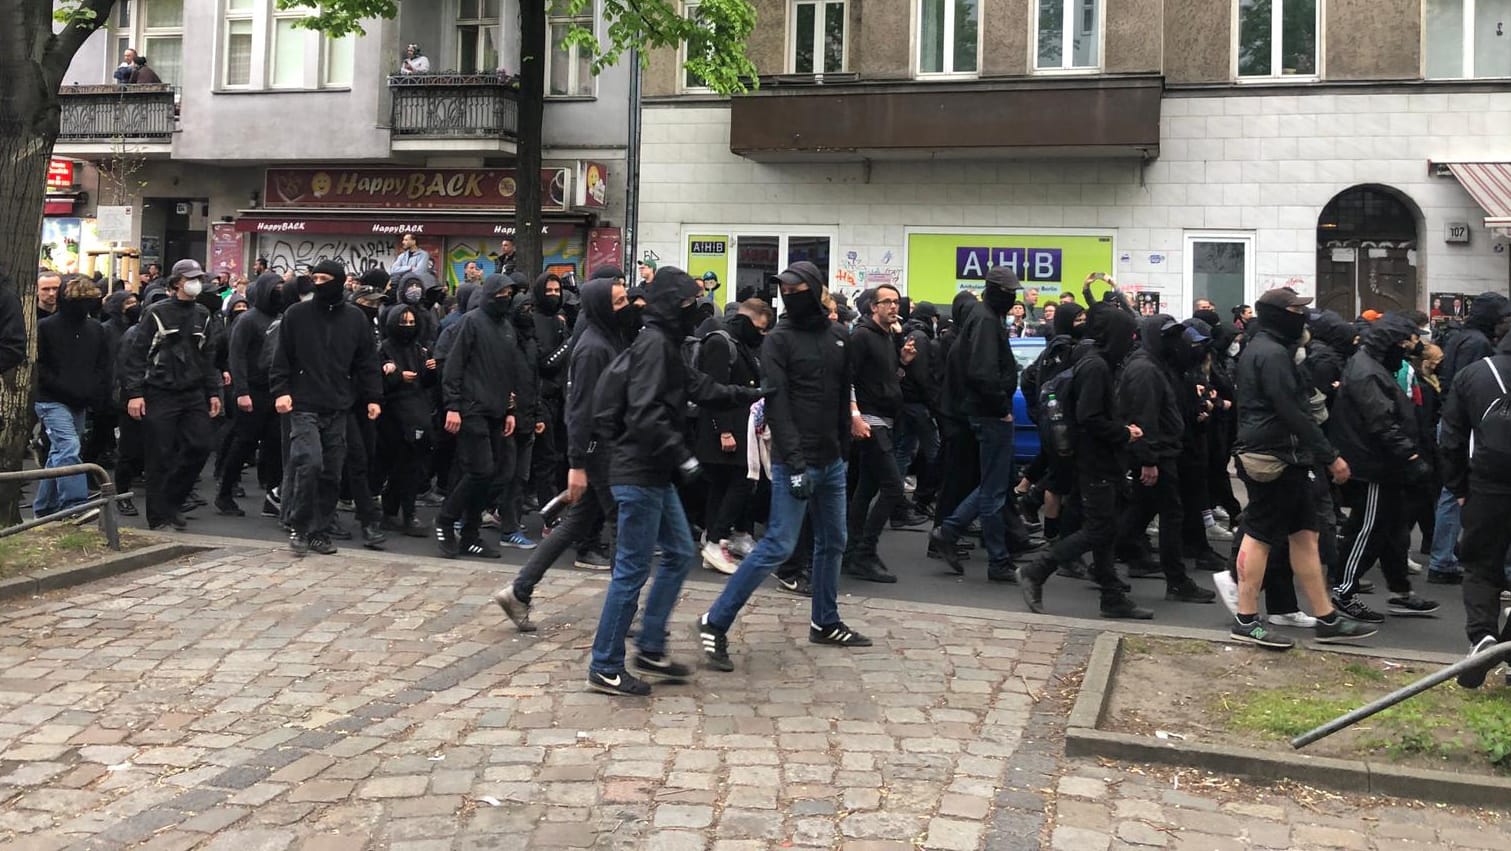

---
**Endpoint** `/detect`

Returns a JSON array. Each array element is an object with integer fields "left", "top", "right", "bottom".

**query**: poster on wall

[
  {"left": 587, "top": 227, "right": 622, "bottom": 276},
  {"left": 905, "top": 231, "right": 1116, "bottom": 308},
  {"left": 685, "top": 234, "right": 730, "bottom": 285},
  {"left": 41, "top": 218, "right": 82, "bottom": 273},
  {"left": 210, "top": 223, "right": 244, "bottom": 277}
]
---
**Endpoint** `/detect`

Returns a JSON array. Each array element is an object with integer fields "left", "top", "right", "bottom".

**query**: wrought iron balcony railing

[
  {"left": 388, "top": 73, "right": 520, "bottom": 140},
  {"left": 58, "top": 84, "right": 177, "bottom": 142}
]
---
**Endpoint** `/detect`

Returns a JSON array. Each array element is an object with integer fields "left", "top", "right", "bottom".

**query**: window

[
  {"left": 324, "top": 33, "right": 355, "bottom": 87},
  {"left": 459, "top": 0, "right": 501, "bottom": 74},
  {"left": 918, "top": 0, "right": 978, "bottom": 76},
  {"left": 1426, "top": 0, "right": 1511, "bottom": 79},
  {"left": 681, "top": 2, "right": 712, "bottom": 92},
  {"left": 125, "top": 0, "right": 183, "bottom": 85},
  {"left": 271, "top": 10, "right": 308, "bottom": 88},
  {"left": 223, "top": 0, "right": 255, "bottom": 87},
  {"left": 792, "top": 0, "right": 846, "bottom": 74},
  {"left": 1184, "top": 233, "right": 1254, "bottom": 321},
  {"left": 1237, "top": 0, "right": 1317, "bottom": 78},
  {"left": 209, "top": 1, "right": 353, "bottom": 91},
  {"left": 1036, "top": 0, "right": 1099, "bottom": 70},
  {"left": 548, "top": 2, "right": 595, "bottom": 96}
]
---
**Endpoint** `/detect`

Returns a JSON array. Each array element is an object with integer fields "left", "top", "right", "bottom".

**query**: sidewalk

[{"left": 0, "top": 544, "right": 1506, "bottom": 850}]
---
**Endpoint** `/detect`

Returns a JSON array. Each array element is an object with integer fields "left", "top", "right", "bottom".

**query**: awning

[
  {"left": 1443, "top": 162, "right": 1511, "bottom": 237},
  {"left": 233, "top": 214, "right": 585, "bottom": 239}
]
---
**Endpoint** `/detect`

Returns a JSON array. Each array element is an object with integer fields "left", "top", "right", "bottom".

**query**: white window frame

[
  {"left": 1033, "top": 0, "right": 1104, "bottom": 73},
  {"left": 680, "top": 1, "right": 714, "bottom": 93},
  {"left": 1182, "top": 231, "right": 1256, "bottom": 320},
  {"left": 1233, "top": 0, "right": 1322, "bottom": 81},
  {"left": 206, "top": 1, "right": 353, "bottom": 92},
  {"left": 679, "top": 225, "right": 841, "bottom": 302},
  {"left": 221, "top": 0, "right": 256, "bottom": 89},
  {"left": 547, "top": 4, "right": 596, "bottom": 98},
  {"left": 915, "top": 0, "right": 982, "bottom": 78},
  {"left": 1425, "top": 0, "right": 1511, "bottom": 80},
  {"left": 457, "top": 0, "right": 502, "bottom": 74},
  {"left": 111, "top": 0, "right": 184, "bottom": 86},
  {"left": 789, "top": 0, "right": 848, "bottom": 75}
]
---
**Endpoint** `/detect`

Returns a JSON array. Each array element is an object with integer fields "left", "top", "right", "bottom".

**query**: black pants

[
  {"left": 1116, "top": 458, "right": 1190, "bottom": 587},
  {"left": 1178, "top": 449, "right": 1214, "bottom": 554},
  {"left": 1331, "top": 479, "right": 1411, "bottom": 599},
  {"left": 379, "top": 418, "right": 431, "bottom": 523},
  {"left": 512, "top": 455, "right": 616, "bottom": 603},
  {"left": 530, "top": 399, "right": 565, "bottom": 505},
  {"left": 704, "top": 463, "right": 752, "bottom": 544},
  {"left": 115, "top": 408, "right": 145, "bottom": 497},
  {"left": 1460, "top": 490, "right": 1511, "bottom": 645},
  {"left": 846, "top": 426, "right": 903, "bottom": 561},
  {"left": 285, "top": 410, "right": 347, "bottom": 537},
  {"left": 142, "top": 389, "right": 213, "bottom": 526},
  {"left": 217, "top": 393, "right": 280, "bottom": 499},
  {"left": 498, "top": 431, "right": 535, "bottom": 531},
  {"left": 85, "top": 408, "right": 117, "bottom": 466},
  {"left": 439, "top": 416, "right": 509, "bottom": 541},
  {"left": 1206, "top": 416, "right": 1242, "bottom": 518},
  {"left": 1045, "top": 471, "right": 1124, "bottom": 604},
  {"left": 936, "top": 418, "right": 978, "bottom": 526},
  {"left": 342, "top": 413, "right": 381, "bottom": 525}
]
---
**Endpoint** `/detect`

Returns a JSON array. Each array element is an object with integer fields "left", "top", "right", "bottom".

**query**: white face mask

[
  {"left": 300, "top": 292, "right": 314, "bottom": 302},
  {"left": 1227, "top": 342, "right": 1240, "bottom": 358},
  {"left": 182, "top": 280, "right": 203, "bottom": 298}
]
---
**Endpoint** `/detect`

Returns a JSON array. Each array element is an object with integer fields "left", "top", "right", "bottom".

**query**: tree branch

[{"left": 42, "top": 0, "right": 116, "bottom": 89}]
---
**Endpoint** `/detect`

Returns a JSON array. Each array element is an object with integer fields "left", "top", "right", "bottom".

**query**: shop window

[
  {"left": 1236, "top": 0, "right": 1317, "bottom": 78},
  {"left": 548, "top": 2, "right": 595, "bottom": 96},
  {"left": 1426, "top": 0, "right": 1511, "bottom": 79},
  {"left": 1183, "top": 232, "right": 1254, "bottom": 319},
  {"left": 1036, "top": 0, "right": 1099, "bottom": 71},
  {"left": 459, "top": 0, "right": 502, "bottom": 74},
  {"left": 792, "top": 0, "right": 846, "bottom": 74},
  {"left": 918, "top": 0, "right": 979, "bottom": 76}
]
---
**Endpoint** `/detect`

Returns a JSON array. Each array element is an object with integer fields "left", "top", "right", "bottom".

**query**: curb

[
  {"left": 1065, "top": 632, "right": 1511, "bottom": 809},
  {"left": 0, "top": 542, "right": 211, "bottom": 602}
]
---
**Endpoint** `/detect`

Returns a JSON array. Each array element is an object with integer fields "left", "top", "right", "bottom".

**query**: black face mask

[
  {"left": 60, "top": 299, "right": 94, "bottom": 320},
  {"left": 483, "top": 296, "right": 509, "bottom": 320},
  {"left": 1382, "top": 347, "right": 1406, "bottom": 372},
  {"left": 124, "top": 304, "right": 142, "bottom": 325},
  {"left": 358, "top": 304, "right": 379, "bottom": 322},
  {"left": 230, "top": 308, "right": 248, "bottom": 325},
  {"left": 1257, "top": 303, "right": 1307, "bottom": 342},
  {"left": 1411, "top": 340, "right": 1425, "bottom": 358},
  {"left": 197, "top": 290, "right": 223, "bottom": 313},
  {"left": 512, "top": 309, "right": 535, "bottom": 334},
  {"left": 729, "top": 314, "right": 764, "bottom": 349},
  {"left": 392, "top": 324, "right": 418, "bottom": 344},
  {"left": 679, "top": 303, "right": 702, "bottom": 337},
  {"left": 314, "top": 279, "right": 344, "bottom": 306},
  {"left": 983, "top": 286, "right": 1017, "bottom": 315},
  {"left": 538, "top": 295, "right": 562, "bottom": 315},
  {"left": 616, "top": 304, "right": 642, "bottom": 334},
  {"left": 783, "top": 288, "right": 822, "bottom": 324}
]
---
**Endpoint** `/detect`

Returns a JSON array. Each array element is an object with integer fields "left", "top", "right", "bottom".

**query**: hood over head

[
  {"left": 1053, "top": 302, "right": 1085, "bottom": 337},
  {"left": 1467, "top": 291, "right": 1511, "bottom": 336},
  {"left": 1361, "top": 311, "right": 1419, "bottom": 356},
  {"left": 913, "top": 301, "right": 939, "bottom": 324},
  {"left": 589, "top": 264, "right": 624, "bottom": 281},
  {"left": 950, "top": 291, "right": 979, "bottom": 327},
  {"left": 580, "top": 277, "right": 620, "bottom": 335},
  {"left": 481, "top": 272, "right": 510, "bottom": 301},
  {"left": 1136, "top": 314, "right": 1182, "bottom": 361},
  {"left": 251, "top": 272, "right": 284, "bottom": 314},
  {"left": 644, "top": 266, "right": 701, "bottom": 330},
  {"left": 384, "top": 303, "right": 419, "bottom": 336},
  {"left": 1308, "top": 309, "right": 1357, "bottom": 357},
  {"left": 1087, "top": 302, "right": 1138, "bottom": 366},
  {"left": 222, "top": 293, "right": 248, "bottom": 315},
  {"left": 103, "top": 290, "right": 132, "bottom": 319},
  {"left": 359, "top": 268, "right": 390, "bottom": 292},
  {"left": 530, "top": 272, "right": 559, "bottom": 300},
  {"left": 455, "top": 282, "right": 480, "bottom": 314}
]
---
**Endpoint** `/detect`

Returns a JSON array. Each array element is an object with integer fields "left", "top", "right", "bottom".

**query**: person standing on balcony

[
  {"left": 401, "top": 44, "right": 430, "bottom": 75},
  {"left": 114, "top": 48, "right": 137, "bottom": 84},
  {"left": 130, "top": 55, "right": 162, "bottom": 85},
  {"left": 389, "top": 232, "right": 430, "bottom": 278}
]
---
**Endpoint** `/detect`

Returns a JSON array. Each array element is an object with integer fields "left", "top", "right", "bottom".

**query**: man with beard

[
  {"left": 217, "top": 273, "right": 286, "bottom": 518},
  {"left": 1019, "top": 303, "right": 1151, "bottom": 618},
  {"left": 271, "top": 260, "right": 382, "bottom": 556},
  {"left": 495, "top": 275, "right": 636, "bottom": 632},
  {"left": 390, "top": 232, "right": 429, "bottom": 278},
  {"left": 530, "top": 272, "right": 572, "bottom": 509}
]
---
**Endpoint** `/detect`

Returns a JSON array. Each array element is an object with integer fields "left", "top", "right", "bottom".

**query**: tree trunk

[{"left": 515, "top": 0, "right": 546, "bottom": 277}]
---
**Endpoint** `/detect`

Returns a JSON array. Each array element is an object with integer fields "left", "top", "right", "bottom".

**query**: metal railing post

[{"left": 0, "top": 464, "right": 133, "bottom": 551}]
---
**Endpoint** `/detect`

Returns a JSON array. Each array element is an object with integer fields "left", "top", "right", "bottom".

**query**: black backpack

[
  {"left": 1471, "top": 356, "right": 1511, "bottom": 481},
  {"left": 682, "top": 329, "right": 733, "bottom": 420},
  {"left": 1022, "top": 336, "right": 1075, "bottom": 424},
  {"left": 1038, "top": 361, "right": 1078, "bottom": 458}
]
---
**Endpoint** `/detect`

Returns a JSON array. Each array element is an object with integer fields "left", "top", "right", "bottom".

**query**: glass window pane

[
  {"left": 460, "top": 0, "right": 480, "bottom": 18},
  {"left": 117, "top": 0, "right": 132, "bottom": 28},
  {"left": 460, "top": 25, "right": 480, "bottom": 72},
  {"left": 737, "top": 236, "right": 781, "bottom": 303},
  {"left": 1280, "top": 0, "right": 1317, "bottom": 75},
  {"left": 225, "top": 20, "right": 252, "bottom": 86},
  {"left": 1192, "top": 241, "right": 1247, "bottom": 314},
  {"left": 483, "top": 0, "right": 502, "bottom": 17},
  {"left": 824, "top": 2, "right": 845, "bottom": 72},
  {"left": 325, "top": 35, "right": 354, "bottom": 86},
  {"left": 920, "top": 0, "right": 944, "bottom": 73},
  {"left": 953, "top": 0, "right": 978, "bottom": 72},
  {"left": 1237, "top": 0, "right": 1271, "bottom": 76},
  {"left": 1073, "top": 0, "right": 1099, "bottom": 67},
  {"left": 794, "top": 3, "right": 816, "bottom": 73},
  {"left": 1475, "top": 0, "right": 1511, "bottom": 78},
  {"left": 144, "top": 36, "right": 181, "bottom": 84},
  {"left": 550, "top": 23, "right": 573, "bottom": 95},
  {"left": 1425, "top": 0, "right": 1466, "bottom": 78},
  {"left": 787, "top": 236, "right": 831, "bottom": 283},
  {"left": 145, "top": 0, "right": 183, "bottom": 28},
  {"left": 575, "top": 46, "right": 594, "bottom": 95},
  {"left": 227, "top": 0, "right": 255, "bottom": 11},
  {"left": 272, "top": 19, "right": 305, "bottom": 87},
  {"left": 481, "top": 27, "right": 500, "bottom": 73},
  {"left": 1037, "top": 0, "right": 1063, "bottom": 68}
]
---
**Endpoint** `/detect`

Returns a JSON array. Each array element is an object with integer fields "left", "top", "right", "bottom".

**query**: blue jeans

[
  {"left": 893, "top": 402, "right": 939, "bottom": 475},
  {"left": 707, "top": 460, "right": 847, "bottom": 631},
  {"left": 943, "top": 417, "right": 1016, "bottom": 567},
  {"left": 1429, "top": 486, "right": 1462, "bottom": 575},
  {"left": 590, "top": 484, "right": 698, "bottom": 675},
  {"left": 33, "top": 402, "right": 88, "bottom": 517}
]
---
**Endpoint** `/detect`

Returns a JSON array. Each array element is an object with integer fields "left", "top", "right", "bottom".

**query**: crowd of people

[{"left": 22, "top": 236, "right": 1511, "bottom": 695}]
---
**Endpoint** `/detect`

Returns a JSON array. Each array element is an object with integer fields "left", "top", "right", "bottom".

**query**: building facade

[
  {"left": 53, "top": 0, "right": 631, "bottom": 287},
  {"left": 636, "top": 0, "right": 1511, "bottom": 319}
]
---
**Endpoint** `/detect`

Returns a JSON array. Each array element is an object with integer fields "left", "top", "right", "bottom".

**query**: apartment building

[
  {"left": 637, "top": 0, "right": 1511, "bottom": 319},
  {"left": 49, "top": 0, "right": 630, "bottom": 287}
]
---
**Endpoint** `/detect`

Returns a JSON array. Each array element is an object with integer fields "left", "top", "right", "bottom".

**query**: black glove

[
  {"left": 787, "top": 470, "right": 811, "bottom": 500},
  {"left": 736, "top": 385, "right": 767, "bottom": 405},
  {"left": 675, "top": 456, "right": 703, "bottom": 486}
]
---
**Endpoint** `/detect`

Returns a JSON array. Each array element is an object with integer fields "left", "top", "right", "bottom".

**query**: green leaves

[
  {"left": 581, "top": 0, "right": 759, "bottom": 94},
  {"left": 275, "top": 0, "right": 399, "bottom": 37}
]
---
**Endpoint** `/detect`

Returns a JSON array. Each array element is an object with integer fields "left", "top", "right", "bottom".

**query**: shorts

[
  {"left": 1043, "top": 457, "right": 1075, "bottom": 497},
  {"left": 1236, "top": 460, "right": 1318, "bottom": 547}
]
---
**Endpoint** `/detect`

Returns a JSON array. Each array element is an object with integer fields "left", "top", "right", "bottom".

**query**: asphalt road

[{"left": 98, "top": 472, "right": 1480, "bottom": 658}]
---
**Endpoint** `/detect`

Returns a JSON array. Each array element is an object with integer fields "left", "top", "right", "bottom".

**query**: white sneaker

[
  {"left": 1207, "top": 524, "right": 1235, "bottom": 542},
  {"left": 1212, "top": 506, "right": 1230, "bottom": 524},
  {"left": 903, "top": 476, "right": 917, "bottom": 494},
  {"left": 481, "top": 510, "right": 501, "bottom": 529},
  {"left": 1406, "top": 557, "right": 1424, "bottom": 575},
  {"left": 1268, "top": 611, "right": 1318, "bottom": 628},
  {"left": 702, "top": 541, "right": 737, "bottom": 575},
  {"left": 1212, "top": 571, "right": 1240, "bottom": 616},
  {"left": 727, "top": 532, "right": 756, "bottom": 558}
]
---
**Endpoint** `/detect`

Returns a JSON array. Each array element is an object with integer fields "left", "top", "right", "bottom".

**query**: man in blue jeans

[
  {"left": 34, "top": 276, "right": 109, "bottom": 521},
  {"left": 929, "top": 266, "right": 1022, "bottom": 582},
  {"left": 587, "top": 267, "right": 763, "bottom": 696},
  {"left": 698, "top": 261, "right": 871, "bottom": 673}
]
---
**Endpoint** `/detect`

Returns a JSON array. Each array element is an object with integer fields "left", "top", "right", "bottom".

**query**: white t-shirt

[{"left": 402, "top": 55, "right": 430, "bottom": 75}]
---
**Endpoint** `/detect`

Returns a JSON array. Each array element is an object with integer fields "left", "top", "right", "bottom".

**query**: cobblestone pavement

[{"left": 0, "top": 545, "right": 1507, "bottom": 850}]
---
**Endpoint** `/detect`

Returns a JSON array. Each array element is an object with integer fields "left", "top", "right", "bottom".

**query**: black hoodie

[
  {"left": 36, "top": 298, "right": 110, "bottom": 409},
  {"left": 530, "top": 273, "right": 571, "bottom": 397},
  {"left": 1305, "top": 309, "right": 1357, "bottom": 405},
  {"left": 229, "top": 272, "right": 283, "bottom": 398},
  {"left": 849, "top": 314, "right": 904, "bottom": 422},
  {"left": 442, "top": 273, "right": 522, "bottom": 420},
  {"left": 270, "top": 281, "right": 381, "bottom": 415},
  {"left": 939, "top": 292, "right": 981, "bottom": 420},
  {"left": 1441, "top": 291, "right": 1509, "bottom": 391},
  {"left": 1440, "top": 331, "right": 1511, "bottom": 497},
  {"left": 566, "top": 277, "right": 629, "bottom": 470},
  {"left": 377, "top": 305, "right": 436, "bottom": 439},
  {"left": 1116, "top": 315, "right": 1185, "bottom": 466},
  {"left": 1069, "top": 304, "right": 1137, "bottom": 477},
  {"left": 1328, "top": 313, "right": 1422, "bottom": 484},
  {"left": 510, "top": 291, "right": 542, "bottom": 428},
  {"left": 947, "top": 289, "right": 1018, "bottom": 419}
]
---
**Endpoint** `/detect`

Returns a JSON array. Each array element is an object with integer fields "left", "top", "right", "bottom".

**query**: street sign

[{"left": 95, "top": 205, "right": 133, "bottom": 242}]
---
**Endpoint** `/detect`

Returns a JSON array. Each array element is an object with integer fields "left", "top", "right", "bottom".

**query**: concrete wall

[
  {"left": 980, "top": 0, "right": 1029, "bottom": 77},
  {"left": 1105, "top": 0, "right": 1163, "bottom": 74},
  {"left": 1163, "top": 0, "right": 1231, "bottom": 83},
  {"left": 747, "top": 0, "right": 787, "bottom": 75},
  {"left": 1327, "top": 0, "right": 1422, "bottom": 81},
  {"left": 635, "top": 91, "right": 1511, "bottom": 310},
  {"left": 854, "top": 0, "right": 910, "bottom": 80}
]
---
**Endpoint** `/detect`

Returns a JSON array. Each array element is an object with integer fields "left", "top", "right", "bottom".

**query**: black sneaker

[
  {"left": 986, "top": 564, "right": 1019, "bottom": 584},
  {"left": 461, "top": 538, "right": 501, "bottom": 559},
  {"left": 1426, "top": 571, "right": 1464, "bottom": 585},
  {"left": 401, "top": 515, "right": 428, "bottom": 538},
  {"left": 214, "top": 496, "right": 244, "bottom": 517},
  {"left": 1055, "top": 559, "right": 1090, "bottom": 581},
  {"left": 1230, "top": 618, "right": 1295, "bottom": 650},
  {"left": 696, "top": 615, "right": 734, "bottom": 672},
  {"left": 1386, "top": 593, "right": 1440, "bottom": 617},
  {"left": 494, "top": 586, "right": 537, "bottom": 633},
  {"left": 1457, "top": 636, "right": 1500, "bottom": 689},
  {"left": 574, "top": 548, "right": 612, "bottom": 570},
  {"left": 843, "top": 556, "right": 898, "bottom": 584},
  {"left": 148, "top": 513, "right": 189, "bottom": 532},
  {"left": 260, "top": 495, "right": 280, "bottom": 518},
  {"left": 360, "top": 522, "right": 387, "bottom": 551},
  {"left": 1314, "top": 615, "right": 1379, "bottom": 644},
  {"left": 773, "top": 572, "right": 812, "bottom": 596},
  {"left": 1166, "top": 581, "right": 1216, "bottom": 604},
  {"left": 889, "top": 510, "right": 930, "bottom": 530},
  {"left": 436, "top": 522, "right": 460, "bottom": 558},
  {"left": 586, "top": 669, "right": 652, "bottom": 697},
  {"left": 1191, "top": 549, "right": 1227, "bottom": 572},
  {"left": 308, "top": 534, "right": 337, "bottom": 556},
  {"left": 182, "top": 492, "right": 207, "bottom": 511},
  {"left": 1331, "top": 595, "right": 1384, "bottom": 624},
  {"left": 632, "top": 652, "right": 692, "bottom": 683},
  {"left": 117, "top": 497, "right": 138, "bottom": 517},
  {"left": 289, "top": 532, "right": 310, "bottom": 556},
  {"left": 1100, "top": 596, "right": 1154, "bottom": 620},
  {"left": 1018, "top": 565, "right": 1046, "bottom": 614},
  {"left": 809, "top": 622, "right": 874, "bottom": 648},
  {"left": 928, "top": 527, "right": 965, "bottom": 575},
  {"left": 1127, "top": 559, "right": 1164, "bottom": 579},
  {"left": 325, "top": 521, "right": 353, "bottom": 541}
]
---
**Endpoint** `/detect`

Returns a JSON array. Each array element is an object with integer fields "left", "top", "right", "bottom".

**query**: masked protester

[
  {"left": 217, "top": 273, "right": 286, "bottom": 518},
  {"left": 496, "top": 290, "right": 543, "bottom": 550},
  {"left": 530, "top": 272, "right": 573, "bottom": 512},
  {"left": 105, "top": 291, "right": 145, "bottom": 516},
  {"left": 86, "top": 290, "right": 138, "bottom": 469},
  {"left": 377, "top": 305, "right": 438, "bottom": 537},
  {"left": 33, "top": 277, "right": 110, "bottom": 522}
]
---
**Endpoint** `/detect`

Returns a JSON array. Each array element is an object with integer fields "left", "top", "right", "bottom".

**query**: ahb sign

[
  {"left": 907, "top": 231, "right": 1116, "bottom": 306},
  {"left": 955, "top": 247, "right": 1063, "bottom": 283}
]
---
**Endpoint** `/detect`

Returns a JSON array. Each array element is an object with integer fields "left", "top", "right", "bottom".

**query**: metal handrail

[{"left": 0, "top": 464, "right": 128, "bottom": 551}]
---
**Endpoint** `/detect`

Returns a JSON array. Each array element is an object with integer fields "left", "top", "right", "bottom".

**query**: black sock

[
  {"left": 1044, "top": 517, "right": 1060, "bottom": 539},
  {"left": 1236, "top": 612, "right": 1259, "bottom": 625},
  {"left": 1318, "top": 611, "right": 1339, "bottom": 625}
]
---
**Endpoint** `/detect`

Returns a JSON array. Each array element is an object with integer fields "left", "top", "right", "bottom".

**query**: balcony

[
  {"left": 728, "top": 74, "right": 1164, "bottom": 162},
  {"left": 55, "top": 85, "right": 176, "bottom": 157},
  {"left": 388, "top": 74, "right": 520, "bottom": 155}
]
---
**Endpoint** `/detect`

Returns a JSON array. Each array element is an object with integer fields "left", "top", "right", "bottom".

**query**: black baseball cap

[
  {"left": 770, "top": 261, "right": 825, "bottom": 290},
  {"left": 1256, "top": 288, "right": 1312, "bottom": 310}
]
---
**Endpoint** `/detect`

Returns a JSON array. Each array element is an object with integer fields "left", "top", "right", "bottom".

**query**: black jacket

[
  {"left": 763, "top": 310, "right": 851, "bottom": 472},
  {"left": 530, "top": 273, "right": 571, "bottom": 398},
  {"left": 899, "top": 313, "right": 942, "bottom": 411},
  {"left": 1117, "top": 317, "right": 1185, "bottom": 466},
  {"left": 1305, "top": 310, "right": 1357, "bottom": 407},
  {"left": 377, "top": 305, "right": 437, "bottom": 440},
  {"left": 1440, "top": 293, "right": 1508, "bottom": 392},
  {"left": 442, "top": 276, "right": 522, "bottom": 421},
  {"left": 1235, "top": 324, "right": 1338, "bottom": 467},
  {"left": 848, "top": 316, "right": 904, "bottom": 422},
  {"left": 36, "top": 307, "right": 109, "bottom": 409},
  {"left": 509, "top": 291, "right": 543, "bottom": 428},
  {"left": 269, "top": 296, "right": 381, "bottom": 415},
  {"left": 1328, "top": 315, "right": 1423, "bottom": 484},
  {"left": 938, "top": 292, "right": 979, "bottom": 421},
  {"left": 1069, "top": 339, "right": 1134, "bottom": 478},
  {"left": 947, "top": 297, "right": 1017, "bottom": 418},
  {"left": 229, "top": 273, "right": 283, "bottom": 398},
  {"left": 1440, "top": 334, "right": 1511, "bottom": 497},
  {"left": 566, "top": 278, "right": 630, "bottom": 470},
  {"left": 121, "top": 296, "right": 223, "bottom": 399},
  {"left": 694, "top": 320, "right": 762, "bottom": 465},
  {"left": 0, "top": 285, "right": 27, "bottom": 375}
]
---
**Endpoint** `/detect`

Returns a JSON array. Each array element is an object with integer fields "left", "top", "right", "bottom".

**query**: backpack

[
  {"left": 1038, "top": 361, "right": 1079, "bottom": 458},
  {"left": 1022, "top": 336, "right": 1075, "bottom": 424},
  {"left": 682, "top": 329, "right": 733, "bottom": 420},
  {"left": 591, "top": 346, "right": 636, "bottom": 446},
  {"left": 1470, "top": 356, "right": 1511, "bottom": 481}
]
